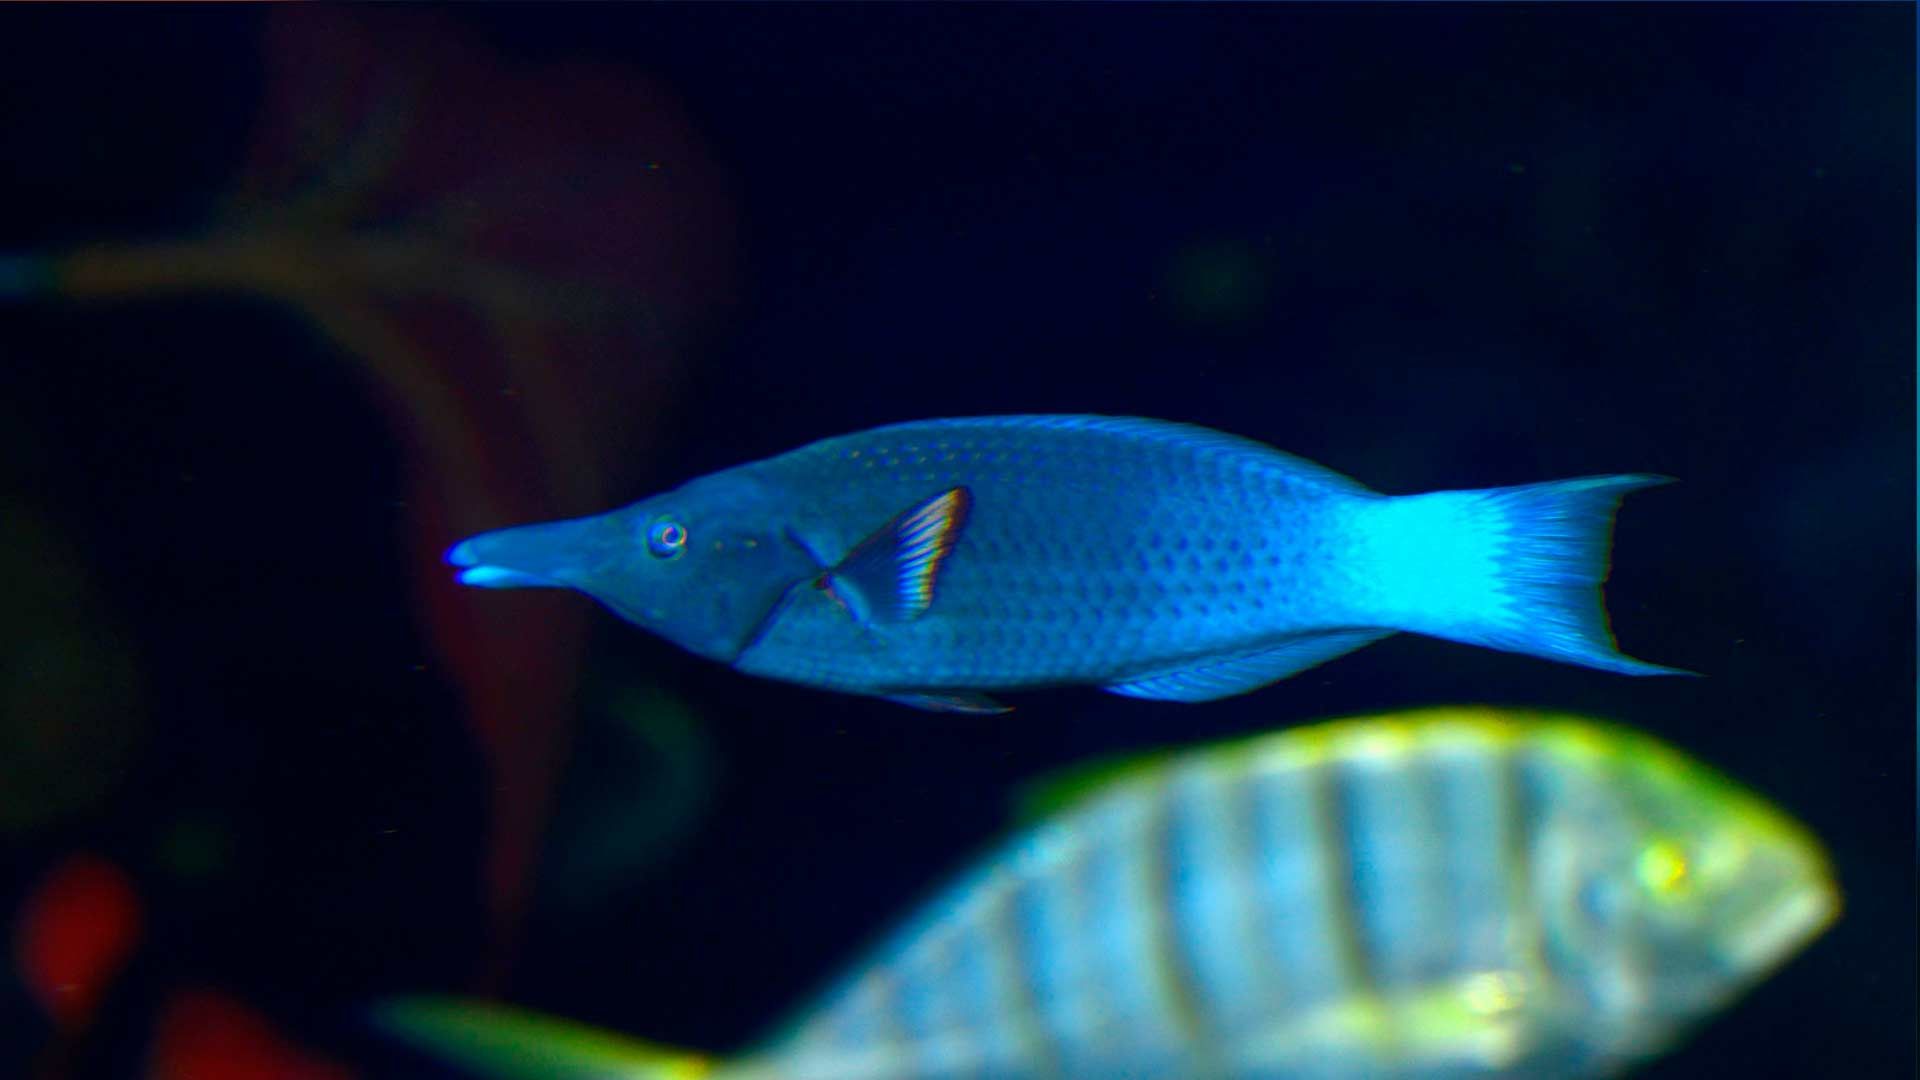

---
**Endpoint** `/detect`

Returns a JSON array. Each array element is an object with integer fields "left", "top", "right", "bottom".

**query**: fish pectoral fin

[
  {"left": 1103, "top": 629, "right": 1393, "bottom": 703},
  {"left": 822, "top": 487, "right": 973, "bottom": 624},
  {"left": 884, "top": 690, "right": 1012, "bottom": 714}
]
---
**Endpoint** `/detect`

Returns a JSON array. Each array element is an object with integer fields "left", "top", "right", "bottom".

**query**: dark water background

[{"left": 0, "top": 5, "right": 1912, "bottom": 1078}]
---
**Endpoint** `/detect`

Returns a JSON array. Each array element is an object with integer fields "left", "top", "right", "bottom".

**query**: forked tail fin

[
  {"left": 1365, "top": 474, "right": 1689, "bottom": 676},
  {"left": 372, "top": 997, "right": 715, "bottom": 1080}
]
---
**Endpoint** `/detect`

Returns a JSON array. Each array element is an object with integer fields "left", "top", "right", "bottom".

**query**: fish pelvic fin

[
  {"left": 371, "top": 997, "right": 717, "bottom": 1080},
  {"left": 885, "top": 690, "right": 1012, "bottom": 714},
  {"left": 820, "top": 487, "right": 972, "bottom": 624},
  {"left": 1363, "top": 474, "right": 1690, "bottom": 676}
]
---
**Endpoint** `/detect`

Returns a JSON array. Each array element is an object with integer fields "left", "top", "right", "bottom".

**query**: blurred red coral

[
  {"left": 14, "top": 854, "right": 142, "bottom": 1031},
  {"left": 44, "top": 6, "right": 737, "bottom": 985},
  {"left": 148, "top": 989, "right": 354, "bottom": 1080}
]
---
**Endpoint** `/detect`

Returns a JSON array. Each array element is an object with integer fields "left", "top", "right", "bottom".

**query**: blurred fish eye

[
  {"left": 1636, "top": 837, "right": 1695, "bottom": 901},
  {"left": 647, "top": 519, "right": 688, "bottom": 559}
]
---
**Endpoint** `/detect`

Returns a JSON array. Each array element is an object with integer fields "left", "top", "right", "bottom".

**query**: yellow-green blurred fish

[{"left": 379, "top": 707, "right": 1836, "bottom": 1080}]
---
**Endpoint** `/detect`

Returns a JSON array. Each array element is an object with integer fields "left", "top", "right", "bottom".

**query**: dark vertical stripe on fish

[
  {"left": 1414, "top": 739, "right": 1460, "bottom": 984},
  {"left": 906, "top": 922, "right": 960, "bottom": 1076},
  {"left": 1308, "top": 757, "right": 1378, "bottom": 1018},
  {"left": 1159, "top": 768, "right": 1236, "bottom": 1068},
  {"left": 1128, "top": 768, "right": 1221, "bottom": 1068},
  {"left": 1499, "top": 738, "right": 1551, "bottom": 989},
  {"left": 855, "top": 963, "right": 910, "bottom": 1068},
  {"left": 1220, "top": 759, "right": 1283, "bottom": 1045},
  {"left": 984, "top": 870, "right": 1064, "bottom": 1080}
]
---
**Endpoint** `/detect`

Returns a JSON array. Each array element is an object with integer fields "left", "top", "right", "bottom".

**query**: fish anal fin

[
  {"left": 1103, "top": 630, "right": 1392, "bottom": 703},
  {"left": 824, "top": 487, "right": 972, "bottom": 624}
]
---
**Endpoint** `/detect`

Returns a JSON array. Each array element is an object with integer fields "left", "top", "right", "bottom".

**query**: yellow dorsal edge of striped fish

[
  {"left": 1013, "top": 704, "right": 1557, "bottom": 821},
  {"left": 1013, "top": 704, "right": 1815, "bottom": 855},
  {"left": 1013, "top": 745, "right": 1187, "bottom": 824}
]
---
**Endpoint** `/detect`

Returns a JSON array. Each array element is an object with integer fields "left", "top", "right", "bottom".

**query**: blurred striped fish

[{"left": 381, "top": 707, "right": 1836, "bottom": 1080}]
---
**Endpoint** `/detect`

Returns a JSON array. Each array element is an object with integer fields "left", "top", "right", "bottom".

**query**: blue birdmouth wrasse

[
  {"left": 447, "top": 416, "right": 1685, "bottom": 711},
  {"left": 378, "top": 707, "right": 1838, "bottom": 1080}
]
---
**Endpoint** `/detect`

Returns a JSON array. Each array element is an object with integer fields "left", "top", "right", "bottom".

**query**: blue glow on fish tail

[{"left": 1363, "top": 474, "right": 1688, "bottom": 676}]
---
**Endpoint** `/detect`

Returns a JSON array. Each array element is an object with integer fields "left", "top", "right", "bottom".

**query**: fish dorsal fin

[
  {"left": 1013, "top": 746, "right": 1179, "bottom": 823},
  {"left": 837, "top": 416, "right": 1372, "bottom": 493},
  {"left": 821, "top": 487, "right": 972, "bottom": 624},
  {"left": 1103, "top": 629, "right": 1393, "bottom": 702}
]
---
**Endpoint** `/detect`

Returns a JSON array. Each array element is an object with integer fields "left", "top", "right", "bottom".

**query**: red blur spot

[
  {"left": 13, "top": 853, "right": 142, "bottom": 1030},
  {"left": 149, "top": 989, "right": 354, "bottom": 1080}
]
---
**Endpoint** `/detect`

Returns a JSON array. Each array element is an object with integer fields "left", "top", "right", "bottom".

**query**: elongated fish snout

[
  {"left": 444, "top": 518, "right": 606, "bottom": 591},
  {"left": 446, "top": 536, "right": 556, "bottom": 589}
]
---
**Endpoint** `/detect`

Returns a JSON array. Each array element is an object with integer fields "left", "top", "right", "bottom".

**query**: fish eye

[
  {"left": 646, "top": 519, "right": 688, "bottom": 559},
  {"left": 1637, "top": 838, "right": 1695, "bottom": 902}
]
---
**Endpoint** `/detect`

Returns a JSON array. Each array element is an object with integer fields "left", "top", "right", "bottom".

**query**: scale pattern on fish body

[
  {"left": 446, "top": 415, "right": 1682, "bottom": 709},
  {"left": 735, "top": 417, "right": 1376, "bottom": 692}
]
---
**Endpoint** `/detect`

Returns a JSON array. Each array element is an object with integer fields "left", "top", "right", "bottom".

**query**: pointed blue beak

[
  {"left": 447, "top": 538, "right": 552, "bottom": 588},
  {"left": 445, "top": 517, "right": 606, "bottom": 590}
]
